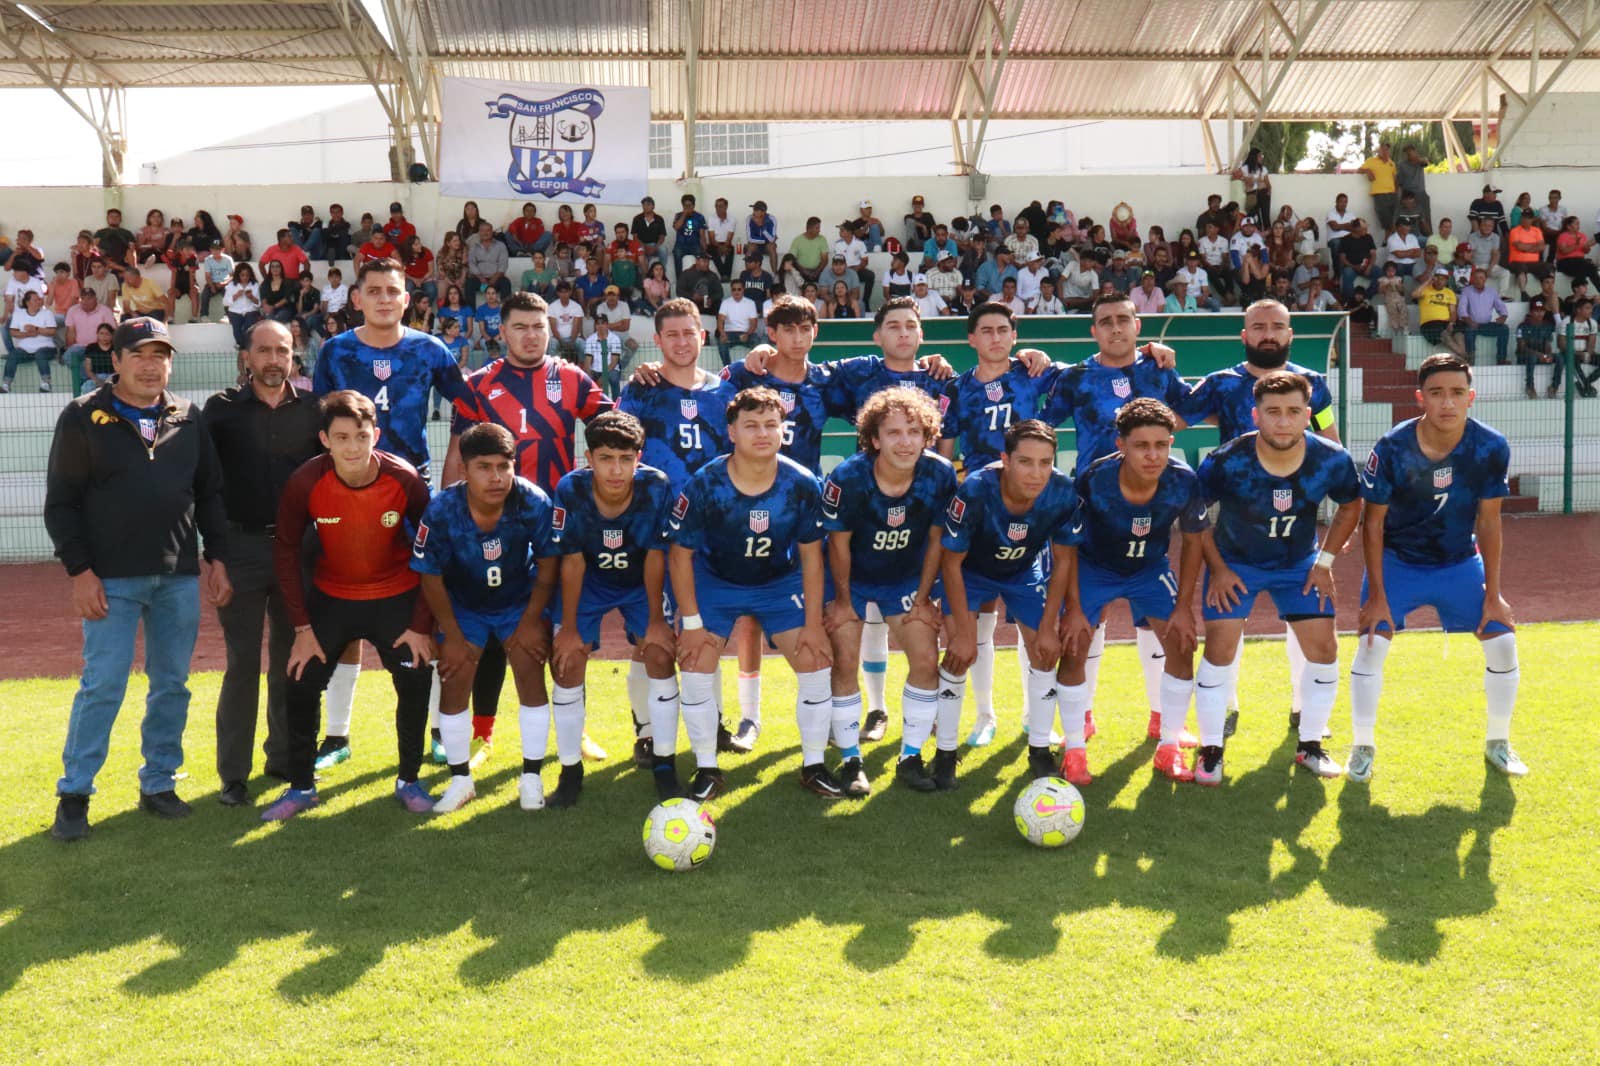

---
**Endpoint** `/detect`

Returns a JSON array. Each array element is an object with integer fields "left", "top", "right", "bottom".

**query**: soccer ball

[
  {"left": 535, "top": 153, "right": 568, "bottom": 179},
  {"left": 642, "top": 798, "right": 717, "bottom": 872},
  {"left": 1013, "top": 777, "right": 1085, "bottom": 848}
]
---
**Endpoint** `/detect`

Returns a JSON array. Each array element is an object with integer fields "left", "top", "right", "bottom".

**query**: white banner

[{"left": 439, "top": 77, "right": 649, "bottom": 205}]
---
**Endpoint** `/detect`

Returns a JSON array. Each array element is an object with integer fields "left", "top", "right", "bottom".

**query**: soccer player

[
  {"left": 411, "top": 423, "right": 560, "bottom": 813},
  {"left": 938, "top": 420, "right": 1078, "bottom": 789},
  {"left": 308, "top": 257, "right": 471, "bottom": 773},
  {"left": 1349, "top": 354, "right": 1526, "bottom": 780},
  {"left": 263, "top": 391, "right": 436, "bottom": 820},
  {"left": 441, "top": 291, "right": 614, "bottom": 763},
  {"left": 549, "top": 411, "right": 680, "bottom": 802},
  {"left": 820, "top": 387, "right": 958, "bottom": 793},
  {"left": 1179, "top": 299, "right": 1340, "bottom": 738},
  {"left": 1192, "top": 371, "right": 1363, "bottom": 784},
  {"left": 668, "top": 387, "right": 835, "bottom": 801},
  {"left": 1055, "top": 399, "right": 1207, "bottom": 785}
]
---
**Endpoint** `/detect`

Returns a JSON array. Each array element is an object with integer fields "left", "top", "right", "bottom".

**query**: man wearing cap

[
  {"left": 1163, "top": 276, "right": 1199, "bottom": 314},
  {"left": 203, "top": 319, "right": 323, "bottom": 805},
  {"left": 1130, "top": 270, "right": 1165, "bottom": 315},
  {"left": 1358, "top": 140, "right": 1399, "bottom": 236},
  {"left": 382, "top": 202, "right": 416, "bottom": 248},
  {"left": 910, "top": 274, "right": 948, "bottom": 318},
  {"left": 1015, "top": 252, "right": 1048, "bottom": 311},
  {"left": 926, "top": 252, "right": 963, "bottom": 301},
  {"left": 43, "top": 316, "right": 233, "bottom": 841},
  {"left": 948, "top": 279, "right": 980, "bottom": 316},
  {"left": 744, "top": 201, "right": 778, "bottom": 271},
  {"left": 288, "top": 205, "right": 325, "bottom": 260},
  {"left": 789, "top": 216, "right": 830, "bottom": 283},
  {"left": 1414, "top": 266, "right": 1467, "bottom": 357},
  {"left": 631, "top": 196, "right": 670, "bottom": 275},
  {"left": 856, "top": 199, "right": 884, "bottom": 251},
  {"left": 736, "top": 252, "right": 777, "bottom": 318},
  {"left": 593, "top": 284, "right": 639, "bottom": 370},
  {"left": 974, "top": 247, "right": 1018, "bottom": 302},
  {"left": 834, "top": 220, "right": 874, "bottom": 307},
  {"left": 259, "top": 228, "right": 311, "bottom": 283},
  {"left": 904, "top": 195, "right": 936, "bottom": 249},
  {"left": 1468, "top": 184, "right": 1508, "bottom": 237},
  {"left": 1103, "top": 249, "right": 1140, "bottom": 294},
  {"left": 823, "top": 252, "right": 864, "bottom": 308},
  {"left": 1176, "top": 250, "right": 1221, "bottom": 312},
  {"left": 676, "top": 250, "right": 723, "bottom": 314}
]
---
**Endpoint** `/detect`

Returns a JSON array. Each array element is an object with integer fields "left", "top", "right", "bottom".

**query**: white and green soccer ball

[
  {"left": 642, "top": 798, "right": 717, "bottom": 872},
  {"left": 1013, "top": 776, "right": 1086, "bottom": 848}
]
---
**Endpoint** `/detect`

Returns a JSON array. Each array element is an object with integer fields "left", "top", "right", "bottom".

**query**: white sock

[
  {"left": 627, "top": 659, "right": 651, "bottom": 739},
  {"left": 1482, "top": 633, "right": 1519, "bottom": 741},
  {"left": 1159, "top": 673, "right": 1194, "bottom": 746},
  {"left": 901, "top": 683, "right": 937, "bottom": 756},
  {"left": 861, "top": 618, "right": 889, "bottom": 713},
  {"left": 796, "top": 668, "right": 833, "bottom": 765},
  {"left": 648, "top": 676, "right": 680, "bottom": 757},
  {"left": 1082, "top": 624, "right": 1106, "bottom": 712},
  {"left": 1058, "top": 681, "right": 1091, "bottom": 750},
  {"left": 551, "top": 683, "right": 586, "bottom": 766},
  {"left": 1136, "top": 626, "right": 1166, "bottom": 713},
  {"left": 831, "top": 690, "right": 862, "bottom": 758},
  {"left": 439, "top": 711, "right": 472, "bottom": 770},
  {"left": 712, "top": 660, "right": 725, "bottom": 717},
  {"left": 1299, "top": 660, "right": 1339, "bottom": 744},
  {"left": 324, "top": 661, "right": 360, "bottom": 736},
  {"left": 935, "top": 667, "right": 966, "bottom": 752},
  {"left": 971, "top": 611, "right": 997, "bottom": 720},
  {"left": 1285, "top": 624, "right": 1307, "bottom": 714},
  {"left": 1025, "top": 666, "right": 1059, "bottom": 747},
  {"left": 1226, "top": 641, "right": 1243, "bottom": 714},
  {"left": 1349, "top": 634, "right": 1391, "bottom": 747},
  {"left": 1194, "top": 658, "right": 1230, "bottom": 747},
  {"left": 680, "top": 671, "right": 720, "bottom": 768},
  {"left": 738, "top": 669, "right": 762, "bottom": 725},
  {"left": 427, "top": 661, "right": 440, "bottom": 728},
  {"left": 519, "top": 703, "right": 551, "bottom": 763},
  {"left": 1017, "top": 643, "right": 1031, "bottom": 717}
]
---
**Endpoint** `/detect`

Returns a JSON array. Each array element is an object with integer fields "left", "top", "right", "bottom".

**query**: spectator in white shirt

[
  {"left": 1176, "top": 252, "right": 1221, "bottom": 312},
  {"left": 1032, "top": 276, "right": 1066, "bottom": 315},
  {"left": 1003, "top": 218, "right": 1039, "bottom": 265},
  {"left": 593, "top": 285, "right": 639, "bottom": 362},
  {"left": 832, "top": 221, "right": 874, "bottom": 305},
  {"left": 1326, "top": 193, "right": 1357, "bottom": 262},
  {"left": 1230, "top": 217, "right": 1269, "bottom": 300},
  {"left": 716, "top": 279, "right": 760, "bottom": 366},
  {"left": 1015, "top": 255, "right": 1047, "bottom": 310},
  {"left": 4, "top": 289, "right": 57, "bottom": 393},
  {"left": 223, "top": 263, "right": 261, "bottom": 353},
  {"left": 1299, "top": 275, "right": 1341, "bottom": 312},
  {"left": 707, "top": 197, "right": 738, "bottom": 279},
  {"left": 547, "top": 282, "right": 587, "bottom": 361},
  {"left": 1537, "top": 190, "right": 1566, "bottom": 256},
  {"left": 1060, "top": 252, "right": 1099, "bottom": 312},
  {"left": 910, "top": 275, "right": 949, "bottom": 318},
  {"left": 1385, "top": 219, "right": 1423, "bottom": 278},
  {"left": 587, "top": 317, "right": 627, "bottom": 395},
  {"left": 1197, "top": 220, "right": 1235, "bottom": 304}
]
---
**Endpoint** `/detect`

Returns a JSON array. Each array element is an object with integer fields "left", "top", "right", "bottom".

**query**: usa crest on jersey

[
  {"left": 545, "top": 368, "right": 564, "bottom": 400},
  {"left": 1433, "top": 466, "right": 1453, "bottom": 489},
  {"left": 1131, "top": 515, "right": 1151, "bottom": 536},
  {"left": 777, "top": 391, "right": 795, "bottom": 414},
  {"left": 984, "top": 380, "right": 1004, "bottom": 401},
  {"left": 680, "top": 397, "right": 698, "bottom": 420},
  {"left": 602, "top": 528, "right": 623, "bottom": 549},
  {"left": 1272, "top": 488, "right": 1293, "bottom": 512},
  {"left": 371, "top": 359, "right": 392, "bottom": 382},
  {"left": 137, "top": 418, "right": 157, "bottom": 443},
  {"left": 1111, "top": 376, "right": 1132, "bottom": 399},
  {"left": 1007, "top": 522, "right": 1029, "bottom": 541},
  {"left": 482, "top": 538, "right": 503, "bottom": 561},
  {"left": 749, "top": 509, "right": 769, "bottom": 533},
  {"left": 887, "top": 505, "right": 906, "bottom": 528}
]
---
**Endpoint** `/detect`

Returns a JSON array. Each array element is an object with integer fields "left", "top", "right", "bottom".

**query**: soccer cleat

[
  {"left": 468, "top": 738, "right": 493, "bottom": 771},
  {"left": 1224, "top": 710, "right": 1239, "bottom": 738},
  {"left": 1346, "top": 744, "right": 1376, "bottom": 783},
  {"left": 800, "top": 762, "right": 846, "bottom": 799},
  {"left": 1083, "top": 709, "right": 1097, "bottom": 741},
  {"left": 314, "top": 739, "right": 351, "bottom": 772},
  {"left": 837, "top": 756, "right": 871, "bottom": 797},
  {"left": 861, "top": 709, "right": 890, "bottom": 743},
  {"left": 1059, "top": 747, "right": 1092, "bottom": 787},
  {"left": 138, "top": 790, "right": 192, "bottom": 819},
  {"left": 1153, "top": 743, "right": 1195, "bottom": 782},
  {"left": 1295, "top": 742, "right": 1343, "bottom": 778},
  {"left": 546, "top": 763, "right": 585, "bottom": 808},
  {"left": 432, "top": 775, "right": 476, "bottom": 813},
  {"left": 519, "top": 772, "right": 545, "bottom": 810},
  {"left": 930, "top": 748, "right": 960, "bottom": 791},
  {"left": 652, "top": 759, "right": 684, "bottom": 800},
  {"left": 1027, "top": 745, "right": 1058, "bottom": 781},
  {"left": 430, "top": 736, "right": 448, "bottom": 764},
  {"left": 966, "top": 713, "right": 997, "bottom": 747},
  {"left": 728, "top": 718, "right": 759, "bottom": 753},
  {"left": 1195, "top": 745, "right": 1225, "bottom": 787},
  {"left": 394, "top": 779, "right": 436, "bottom": 813},
  {"left": 687, "top": 768, "right": 726, "bottom": 803},
  {"left": 1147, "top": 711, "right": 1199, "bottom": 748},
  {"left": 580, "top": 732, "right": 607, "bottom": 762},
  {"left": 1484, "top": 739, "right": 1529, "bottom": 777},
  {"left": 51, "top": 794, "right": 90, "bottom": 842},
  {"left": 632, "top": 736, "right": 654, "bottom": 769},
  {"left": 717, "top": 720, "right": 740, "bottom": 752},
  {"left": 894, "top": 754, "right": 938, "bottom": 792},
  {"left": 260, "top": 788, "right": 319, "bottom": 822}
]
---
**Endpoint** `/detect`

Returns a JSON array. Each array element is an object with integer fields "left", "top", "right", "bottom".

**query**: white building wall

[{"left": 1498, "top": 93, "right": 1600, "bottom": 168}]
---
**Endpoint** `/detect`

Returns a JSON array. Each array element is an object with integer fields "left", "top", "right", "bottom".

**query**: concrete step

[
  {"left": 1502, "top": 494, "right": 1541, "bottom": 514},
  {"left": 1521, "top": 472, "right": 1600, "bottom": 512}
]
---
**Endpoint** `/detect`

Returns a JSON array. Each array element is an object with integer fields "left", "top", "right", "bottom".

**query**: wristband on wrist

[
  {"left": 680, "top": 613, "right": 704, "bottom": 631},
  {"left": 1315, "top": 550, "right": 1336, "bottom": 569}
]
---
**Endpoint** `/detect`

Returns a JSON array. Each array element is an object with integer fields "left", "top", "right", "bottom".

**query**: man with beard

[{"left": 1178, "top": 300, "right": 1339, "bottom": 739}]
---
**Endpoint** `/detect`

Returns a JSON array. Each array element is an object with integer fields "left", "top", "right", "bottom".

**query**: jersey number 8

[{"left": 485, "top": 565, "right": 502, "bottom": 587}]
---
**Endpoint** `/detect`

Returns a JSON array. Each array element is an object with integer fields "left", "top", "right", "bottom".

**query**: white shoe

[
  {"left": 431, "top": 774, "right": 475, "bottom": 813},
  {"left": 519, "top": 772, "right": 545, "bottom": 810}
]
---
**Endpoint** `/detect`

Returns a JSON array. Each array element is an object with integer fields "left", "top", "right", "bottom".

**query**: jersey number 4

[{"left": 374, "top": 385, "right": 390, "bottom": 412}]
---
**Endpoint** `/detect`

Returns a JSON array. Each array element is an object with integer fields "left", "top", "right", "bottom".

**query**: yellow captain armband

[{"left": 1312, "top": 408, "right": 1336, "bottom": 431}]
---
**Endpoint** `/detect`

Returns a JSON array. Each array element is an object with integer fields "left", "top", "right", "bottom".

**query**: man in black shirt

[
  {"left": 631, "top": 195, "right": 669, "bottom": 275},
  {"left": 323, "top": 203, "right": 353, "bottom": 263},
  {"left": 203, "top": 318, "right": 323, "bottom": 805},
  {"left": 736, "top": 252, "right": 776, "bottom": 315},
  {"left": 93, "top": 208, "right": 135, "bottom": 278},
  {"left": 1195, "top": 193, "right": 1230, "bottom": 238},
  {"left": 1337, "top": 218, "right": 1380, "bottom": 300},
  {"left": 1468, "top": 184, "right": 1508, "bottom": 237}
]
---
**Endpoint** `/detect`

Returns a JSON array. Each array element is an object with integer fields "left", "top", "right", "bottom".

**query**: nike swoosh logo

[
  {"left": 1197, "top": 683, "right": 1221, "bottom": 689},
  {"left": 801, "top": 698, "right": 830, "bottom": 706},
  {"left": 655, "top": 695, "right": 677, "bottom": 702},
  {"left": 1312, "top": 678, "right": 1337, "bottom": 685},
  {"left": 1071, "top": 525, "right": 1083, "bottom": 534},
  {"left": 1033, "top": 803, "right": 1076, "bottom": 815}
]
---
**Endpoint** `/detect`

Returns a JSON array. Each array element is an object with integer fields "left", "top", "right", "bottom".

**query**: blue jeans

[
  {"left": 58, "top": 573, "right": 200, "bottom": 797},
  {"left": 504, "top": 232, "right": 553, "bottom": 256},
  {"left": 1341, "top": 265, "right": 1380, "bottom": 299},
  {"left": 1462, "top": 321, "right": 1510, "bottom": 363},
  {"left": 2, "top": 344, "right": 53, "bottom": 384},
  {"left": 292, "top": 228, "right": 326, "bottom": 260}
]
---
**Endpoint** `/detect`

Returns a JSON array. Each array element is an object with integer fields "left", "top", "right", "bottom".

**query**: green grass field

[{"left": 3, "top": 625, "right": 1597, "bottom": 1064}]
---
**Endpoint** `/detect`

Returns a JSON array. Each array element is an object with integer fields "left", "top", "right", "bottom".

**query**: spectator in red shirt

[
  {"left": 382, "top": 201, "right": 417, "bottom": 247},
  {"left": 505, "top": 202, "right": 551, "bottom": 256},
  {"left": 260, "top": 229, "right": 311, "bottom": 281},
  {"left": 403, "top": 235, "right": 435, "bottom": 300},
  {"left": 552, "top": 204, "right": 587, "bottom": 249},
  {"left": 357, "top": 230, "right": 398, "bottom": 269}
]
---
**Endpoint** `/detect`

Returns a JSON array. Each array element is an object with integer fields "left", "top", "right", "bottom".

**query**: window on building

[
  {"left": 649, "top": 121, "right": 770, "bottom": 170},
  {"left": 648, "top": 123, "right": 673, "bottom": 170}
]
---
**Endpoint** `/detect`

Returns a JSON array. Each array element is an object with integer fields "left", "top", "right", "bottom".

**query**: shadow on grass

[{"left": 0, "top": 731, "right": 1518, "bottom": 999}]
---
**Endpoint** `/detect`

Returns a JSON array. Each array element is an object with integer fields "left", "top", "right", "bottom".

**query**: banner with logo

[{"left": 439, "top": 76, "right": 648, "bottom": 204}]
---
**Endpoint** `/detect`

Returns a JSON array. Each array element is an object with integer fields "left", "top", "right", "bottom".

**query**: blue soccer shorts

[
  {"left": 945, "top": 568, "right": 1049, "bottom": 631},
  {"left": 691, "top": 561, "right": 807, "bottom": 640},
  {"left": 449, "top": 602, "right": 525, "bottom": 650},
  {"left": 1202, "top": 554, "right": 1331, "bottom": 622},
  {"left": 1077, "top": 560, "right": 1179, "bottom": 628},
  {"left": 1361, "top": 550, "right": 1510, "bottom": 636}
]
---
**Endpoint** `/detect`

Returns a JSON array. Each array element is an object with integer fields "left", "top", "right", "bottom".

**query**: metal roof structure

[{"left": 4, "top": 0, "right": 1599, "bottom": 183}]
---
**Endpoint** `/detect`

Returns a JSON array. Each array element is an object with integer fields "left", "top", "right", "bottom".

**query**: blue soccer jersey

[
  {"left": 1068, "top": 454, "right": 1209, "bottom": 576},
  {"left": 722, "top": 360, "right": 835, "bottom": 472},
  {"left": 1178, "top": 360, "right": 1335, "bottom": 443},
  {"left": 821, "top": 450, "right": 958, "bottom": 587},
  {"left": 1043, "top": 353, "right": 1190, "bottom": 469},
  {"left": 1197, "top": 432, "right": 1361, "bottom": 569},
  {"left": 825, "top": 354, "right": 944, "bottom": 415},
  {"left": 313, "top": 326, "right": 470, "bottom": 472},
  {"left": 941, "top": 463, "right": 1077, "bottom": 582},
  {"left": 669, "top": 455, "right": 824, "bottom": 585},
  {"left": 552, "top": 465, "right": 674, "bottom": 591},
  {"left": 617, "top": 375, "right": 735, "bottom": 492},
  {"left": 939, "top": 360, "right": 1064, "bottom": 472},
  {"left": 409, "top": 478, "right": 558, "bottom": 615},
  {"left": 1360, "top": 416, "right": 1510, "bottom": 567}
]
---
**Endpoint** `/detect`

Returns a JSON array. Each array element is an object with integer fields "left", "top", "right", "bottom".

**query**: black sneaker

[
  {"left": 218, "top": 781, "right": 250, "bottom": 807},
  {"left": 1223, "top": 710, "right": 1239, "bottom": 738},
  {"left": 51, "top": 794, "right": 90, "bottom": 842},
  {"left": 653, "top": 757, "right": 684, "bottom": 800},
  {"left": 930, "top": 748, "right": 960, "bottom": 791},
  {"left": 687, "top": 767, "right": 725, "bottom": 803},
  {"left": 895, "top": 754, "right": 938, "bottom": 792},
  {"left": 546, "top": 763, "right": 584, "bottom": 808},
  {"left": 837, "top": 757, "right": 871, "bottom": 797},
  {"left": 1027, "top": 744, "right": 1057, "bottom": 781},
  {"left": 861, "top": 709, "right": 889, "bottom": 743},
  {"left": 716, "top": 720, "right": 740, "bottom": 753},
  {"left": 800, "top": 762, "right": 846, "bottom": 799},
  {"left": 138, "top": 790, "right": 192, "bottom": 819},
  {"left": 632, "top": 736, "right": 653, "bottom": 769}
]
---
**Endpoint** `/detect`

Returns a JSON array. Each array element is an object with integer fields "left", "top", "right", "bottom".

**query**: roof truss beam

[
  {"left": 0, "top": 2, "right": 127, "bottom": 184},
  {"left": 1493, "top": 0, "right": 1600, "bottom": 163}
]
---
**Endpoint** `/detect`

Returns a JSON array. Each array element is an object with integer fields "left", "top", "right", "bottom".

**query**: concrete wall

[{"left": 1499, "top": 93, "right": 1600, "bottom": 168}]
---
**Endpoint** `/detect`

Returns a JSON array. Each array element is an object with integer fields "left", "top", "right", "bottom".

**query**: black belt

[{"left": 228, "top": 520, "right": 276, "bottom": 535}]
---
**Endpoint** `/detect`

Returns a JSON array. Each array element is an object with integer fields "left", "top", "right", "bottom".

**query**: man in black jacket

[{"left": 43, "top": 317, "right": 232, "bottom": 841}]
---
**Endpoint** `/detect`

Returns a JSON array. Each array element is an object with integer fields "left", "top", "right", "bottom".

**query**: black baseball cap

[
  {"left": 388, "top": 201, "right": 404, "bottom": 214},
  {"left": 113, "top": 316, "right": 175, "bottom": 353}
]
